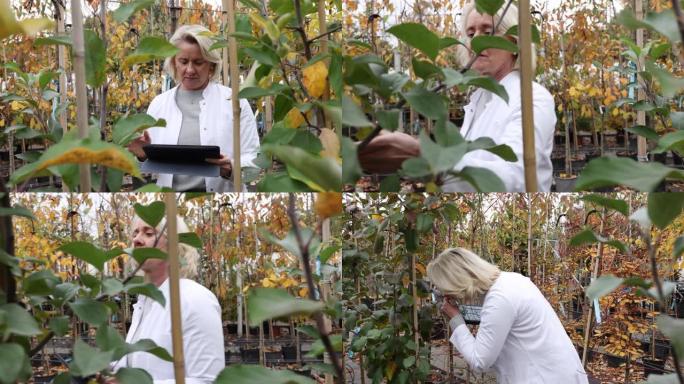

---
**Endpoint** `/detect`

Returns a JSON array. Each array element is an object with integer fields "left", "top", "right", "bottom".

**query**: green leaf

[
  {"left": 416, "top": 213, "right": 434, "bottom": 233},
  {"left": 401, "top": 157, "right": 432, "bottom": 178},
  {"left": 113, "top": 114, "right": 165, "bottom": 146},
  {"left": 238, "top": 84, "right": 289, "bottom": 99},
  {"left": 59, "top": 241, "right": 112, "bottom": 271},
  {"left": 0, "top": 205, "right": 34, "bottom": 219},
  {"left": 96, "top": 324, "right": 126, "bottom": 351},
  {"left": 69, "top": 339, "right": 114, "bottom": 377},
  {"left": 125, "top": 36, "right": 180, "bottom": 66},
  {"left": 84, "top": 30, "right": 106, "bottom": 88},
  {"left": 475, "top": 0, "right": 504, "bottom": 15},
  {"left": 466, "top": 76, "right": 509, "bottom": 103},
  {"left": 402, "top": 86, "right": 447, "bottom": 120},
  {"left": 22, "top": 269, "right": 60, "bottom": 295},
  {"left": 379, "top": 174, "right": 401, "bottom": 192},
  {"left": 656, "top": 315, "right": 684, "bottom": 359},
  {"left": 131, "top": 247, "right": 168, "bottom": 264},
  {"left": 419, "top": 131, "right": 466, "bottom": 173},
  {"left": 0, "top": 343, "right": 30, "bottom": 384},
  {"left": 647, "top": 193, "right": 684, "bottom": 229},
  {"left": 69, "top": 298, "right": 110, "bottom": 325},
  {"left": 439, "top": 37, "right": 461, "bottom": 50},
  {"left": 580, "top": 195, "right": 629, "bottom": 216},
  {"left": 470, "top": 35, "right": 519, "bottom": 55},
  {"left": 342, "top": 137, "right": 362, "bottom": 185},
  {"left": 133, "top": 201, "right": 165, "bottom": 228},
  {"left": 655, "top": 130, "right": 684, "bottom": 155},
  {"left": 306, "top": 334, "right": 342, "bottom": 357},
  {"left": 403, "top": 355, "right": 416, "bottom": 368},
  {"left": 456, "top": 167, "right": 506, "bottom": 191},
  {"left": 48, "top": 315, "right": 70, "bottom": 337},
  {"left": 115, "top": 368, "right": 153, "bottom": 384},
  {"left": 386, "top": 23, "right": 440, "bottom": 60},
  {"left": 671, "top": 111, "right": 684, "bottom": 130},
  {"left": 376, "top": 109, "right": 400, "bottom": 131},
  {"left": 342, "top": 95, "right": 372, "bottom": 127},
  {"left": 586, "top": 275, "right": 624, "bottom": 301},
  {"left": 113, "top": 0, "right": 154, "bottom": 22},
  {"left": 569, "top": 228, "right": 628, "bottom": 254},
  {"left": 34, "top": 34, "right": 72, "bottom": 46},
  {"left": 504, "top": 24, "right": 541, "bottom": 44},
  {"left": 215, "top": 364, "right": 315, "bottom": 384},
  {"left": 260, "top": 227, "right": 320, "bottom": 259},
  {"left": 0, "top": 303, "right": 42, "bottom": 336},
  {"left": 125, "top": 282, "right": 166, "bottom": 307},
  {"left": 243, "top": 46, "right": 280, "bottom": 66},
  {"left": 625, "top": 125, "right": 659, "bottom": 141},
  {"left": 647, "top": 60, "right": 684, "bottom": 98},
  {"left": 575, "top": 157, "right": 684, "bottom": 191},
  {"left": 101, "top": 278, "right": 125, "bottom": 296},
  {"left": 264, "top": 145, "right": 341, "bottom": 191},
  {"left": 616, "top": 9, "right": 680, "bottom": 43},
  {"left": 178, "top": 232, "right": 203, "bottom": 248},
  {"left": 247, "top": 288, "right": 324, "bottom": 327},
  {"left": 123, "top": 339, "right": 173, "bottom": 361},
  {"left": 256, "top": 172, "right": 311, "bottom": 192},
  {"left": 442, "top": 68, "right": 465, "bottom": 88},
  {"left": 467, "top": 137, "right": 517, "bottom": 161},
  {"left": 411, "top": 58, "right": 441, "bottom": 79},
  {"left": 674, "top": 236, "right": 684, "bottom": 259}
]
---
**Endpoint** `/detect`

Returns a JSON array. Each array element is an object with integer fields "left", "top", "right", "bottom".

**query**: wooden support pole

[
  {"left": 581, "top": 208, "right": 605, "bottom": 367},
  {"left": 222, "top": 0, "right": 242, "bottom": 190},
  {"left": 164, "top": 193, "right": 186, "bottom": 384},
  {"left": 518, "top": 0, "right": 537, "bottom": 191},
  {"left": 71, "top": 0, "right": 92, "bottom": 192},
  {"left": 527, "top": 194, "right": 534, "bottom": 282},
  {"left": 636, "top": 0, "right": 647, "bottom": 160}
]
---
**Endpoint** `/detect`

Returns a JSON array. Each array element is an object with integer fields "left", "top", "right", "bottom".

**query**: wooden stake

[
  {"left": 317, "top": 0, "right": 331, "bottom": 129},
  {"left": 527, "top": 194, "right": 534, "bottom": 282},
  {"left": 222, "top": 0, "right": 242, "bottom": 190},
  {"left": 164, "top": 193, "right": 185, "bottom": 384},
  {"left": 71, "top": 0, "right": 92, "bottom": 192},
  {"left": 581, "top": 208, "right": 605, "bottom": 367},
  {"left": 636, "top": 0, "right": 647, "bottom": 160},
  {"left": 518, "top": 0, "right": 538, "bottom": 191}
]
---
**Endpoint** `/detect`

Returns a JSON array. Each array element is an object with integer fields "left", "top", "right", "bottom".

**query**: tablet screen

[{"left": 143, "top": 144, "right": 221, "bottom": 163}]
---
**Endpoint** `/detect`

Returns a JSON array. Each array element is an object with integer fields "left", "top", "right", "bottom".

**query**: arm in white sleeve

[
  {"left": 449, "top": 292, "right": 515, "bottom": 372},
  {"left": 448, "top": 90, "right": 555, "bottom": 192},
  {"left": 238, "top": 99, "right": 260, "bottom": 168}
]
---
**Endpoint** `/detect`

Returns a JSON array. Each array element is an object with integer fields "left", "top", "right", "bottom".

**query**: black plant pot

[
  {"left": 651, "top": 152, "right": 668, "bottom": 164},
  {"left": 224, "top": 351, "right": 232, "bottom": 365},
  {"left": 654, "top": 340, "right": 671, "bottom": 360},
  {"left": 554, "top": 176, "right": 577, "bottom": 192},
  {"left": 240, "top": 347, "right": 259, "bottom": 363},
  {"left": 33, "top": 375, "right": 56, "bottom": 384},
  {"left": 605, "top": 353, "right": 626, "bottom": 367},
  {"left": 282, "top": 345, "right": 297, "bottom": 361},
  {"left": 551, "top": 156, "right": 566, "bottom": 171},
  {"left": 577, "top": 347, "right": 596, "bottom": 362},
  {"left": 265, "top": 351, "right": 282, "bottom": 362},
  {"left": 643, "top": 358, "right": 665, "bottom": 377}
]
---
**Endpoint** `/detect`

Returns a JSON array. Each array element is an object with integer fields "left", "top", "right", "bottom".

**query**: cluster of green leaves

[
  {"left": 0, "top": 199, "right": 202, "bottom": 383},
  {"left": 342, "top": 0, "right": 533, "bottom": 192},
  {"left": 571, "top": 193, "right": 684, "bottom": 383},
  {"left": 220, "top": 0, "right": 342, "bottom": 192},
  {"left": 215, "top": 219, "right": 343, "bottom": 382},
  {"left": 4, "top": 0, "right": 177, "bottom": 192},
  {"left": 574, "top": 7, "right": 684, "bottom": 191},
  {"left": 342, "top": 194, "right": 463, "bottom": 383}
]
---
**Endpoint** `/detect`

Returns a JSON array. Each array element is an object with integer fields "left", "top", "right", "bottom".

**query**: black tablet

[{"left": 143, "top": 144, "right": 221, "bottom": 163}]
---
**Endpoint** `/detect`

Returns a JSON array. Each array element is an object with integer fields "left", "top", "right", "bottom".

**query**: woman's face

[
  {"left": 174, "top": 40, "right": 214, "bottom": 91},
  {"left": 465, "top": 11, "right": 516, "bottom": 81},
  {"left": 131, "top": 218, "right": 168, "bottom": 272}
]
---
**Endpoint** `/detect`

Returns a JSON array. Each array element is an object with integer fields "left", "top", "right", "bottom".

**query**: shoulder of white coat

[
  {"left": 531, "top": 81, "right": 555, "bottom": 104},
  {"left": 179, "top": 279, "right": 219, "bottom": 306}
]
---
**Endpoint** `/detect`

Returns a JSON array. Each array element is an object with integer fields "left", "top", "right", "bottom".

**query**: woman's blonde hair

[
  {"left": 457, "top": 1, "right": 537, "bottom": 73},
  {"left": 131, "top": 215, "right": 200, "bottom": 280},
  {"left": 163, "top": 24, "right": 222, "bottom": 83},
  {"left": 426, "top": 247, "right": 500, "bottom": 302}
]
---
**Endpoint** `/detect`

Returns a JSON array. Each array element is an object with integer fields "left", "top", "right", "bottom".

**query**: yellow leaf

[
  {"left": 37, "top": 146, "right": 139, "bottom": 176},
  {"left": 0, "top": 0, "right": 53, "bottom": 40},
  {"left": 0, "top": 119, "right": 4, "bottom": 127},
  {"left": 416, "top": 262, "right": 426, "bottom": 276},
  {"left": 298, "top": 287, "right": 309, "bottom": 297},
  {"left": 10, "top": 101, "right": 26, "bottom": 111},
  {"left": 318, "top": 128, "right": 340, "bottom": 161},
  {"left": 284, "top": 107, "right": 305, "bottom": 129},
  {"left": 314, "top": 192, "right": 342, "bottom": 219},
  {"left": 302, "top": 61, "right": 328, "bottom": 98}
]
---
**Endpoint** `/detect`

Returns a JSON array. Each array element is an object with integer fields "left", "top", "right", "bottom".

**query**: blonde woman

[
  {"left": 110, "top": 215, "right": 224, "bottom": 384},
  {"left": 358, "top": 1, "right": 556, "bottom": 192},
  {"left": 427, "top": 248, "right": 588, "bottom": 384},
  {"left": 128, "top": 24, "right": 260, "bottom": 192}
]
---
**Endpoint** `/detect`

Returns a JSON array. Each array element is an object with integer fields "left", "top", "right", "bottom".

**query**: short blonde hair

[
  {"left": 131, "top": 215, "right": 200, "bottom": 280},
  {"left": 458, "top": 1, "right": 537, "bottom": 73},
  {"left": 426, "top": 248, "right": 500, "bottom": 302},
  {"left": 163, "top": 24, "right": 222, "bottom": 83}
]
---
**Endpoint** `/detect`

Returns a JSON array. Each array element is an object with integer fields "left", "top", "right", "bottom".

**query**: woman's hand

[
  {"left": 440, "top": 297, "right": 461, "bottom": 319},
  {"left": 358, "top": 131, "right": 420, "bottom": 174},
  {"left": 206, "top": 154, "right": 232, "bottom": 179},
  {"left": 128, "top": 131, "right": 151, "bottom": 161}
]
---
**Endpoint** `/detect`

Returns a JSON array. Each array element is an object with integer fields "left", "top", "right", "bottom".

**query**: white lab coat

[
  {"left": 450, "top": 272, "right": 588, "bottom": 384},
  {"left": 145, "top": 82, "right": 260, "bottom": 192},
  {"left": 443, "top": 71, "right": 556, "bottom": 192},
  {"left": 112, "top": 278, "right": 225, "bottom": 384}
]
